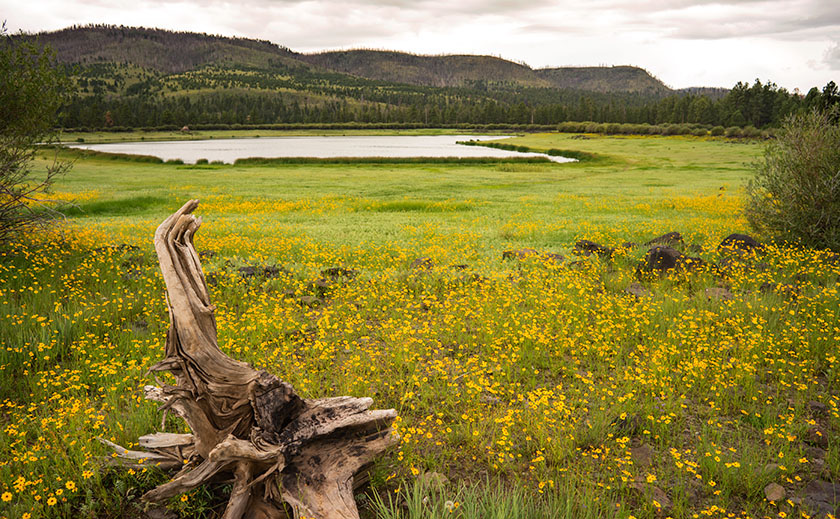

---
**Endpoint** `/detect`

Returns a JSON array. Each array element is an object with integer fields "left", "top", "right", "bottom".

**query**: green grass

[
  {"left": 2, "top": 132, "right": 837, "bottom": 519},
  {"left": 42, "top": 132, "right": 758, "bottom": 249}
]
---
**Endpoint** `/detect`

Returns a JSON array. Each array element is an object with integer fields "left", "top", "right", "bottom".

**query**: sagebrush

[{"left": 745, "top": 109, "right": 840, "bottom": 251}]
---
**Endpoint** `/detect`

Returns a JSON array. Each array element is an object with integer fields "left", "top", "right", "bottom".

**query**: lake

[{"left": 66, "top": 135, "right": 574, "bottom": 164}]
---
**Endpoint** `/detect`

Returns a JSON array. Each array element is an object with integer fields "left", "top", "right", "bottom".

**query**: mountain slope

[
  {"left": 299, "top": 50, "right": 671, "bottom": 94},
  {"left": 24, "top": 26, "right": 673, "bottom": 95},
  {"left": 23, "top": 25, "right": 310, "bottom": 74},
  {"left": 536, "top": 66, "right": 670, "bottom": 95},
  {"left": 299, "top": 50, "right": 552, "bottom": 88}
]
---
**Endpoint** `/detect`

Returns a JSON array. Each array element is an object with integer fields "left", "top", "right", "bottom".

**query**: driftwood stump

[{"left": 105, "top": 200, "right": 398, "bottom": 519}]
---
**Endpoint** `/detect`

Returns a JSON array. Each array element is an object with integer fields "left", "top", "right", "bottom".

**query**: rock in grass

[
  {"left": 625, "top": 282, "right": 652, "bottom": 298},
  {"left": 542, "top": 252, "right": 565, "bottom": 264},
  {"left": 321, "top": 267, "right": 358, "bottom": 279},
  {"left": 411, "top": 256, "right": 435, "bottom": 269},
  {"left": 805, "top": 446, "right": 827, "bottom": 461},
  {"left": 637, "top": 246, "right": 705, "bottom": 275},
  {"left": 719, "top": 233, "right": 763, "bottom": 252},
  {"left": 764, "top": 482, "right": 786, "bottom": 502},
  {"left": 805, "top": 425, "right": 829, "bottom": 448},
  {"left": 309, "top": 278, "right": 333, "bottom": 297},
  {"left": 573, "top": 240, "right": 615, "bottom": 258},
  {"left": 417, "top": 471, "right": 448, "bottom": 491},
  {"left": 808, "top": 400, "right": 828, "bottom": 416},
  {"left": 502, "top": 248, "right": 540, "bottom": 260},
  {"left": 630, "top": 444, "right": 654, "bottom": 467},
  {"left": 645, "top": 231, "right": 683, "bottom": 247},
  {"left": 800, "top": 480, "right": 840, "bottom": 519},
  {"left": 297, "top": 295, "right": 321, "bottom": 307},
  {"left": 238, "top": 265, "right": 286, "bottom": 279}
]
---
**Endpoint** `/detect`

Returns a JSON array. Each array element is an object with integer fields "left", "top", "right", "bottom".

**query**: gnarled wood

[{"left": 103, "top": 200, "right": 397, "bottom": 519}]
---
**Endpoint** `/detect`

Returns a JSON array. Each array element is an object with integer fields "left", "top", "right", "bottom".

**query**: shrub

[
  {"left": 741, "top": 125, "right": 762, "bottom": 138},
  {"left": 710, "top": 126, "right": 725, "bottom": 136},
  {"left": 745, "top": 109, "right": 840, "bottom": 251},
  {"left": 724, "top": 126, "right": 742, "bottom": 138}
]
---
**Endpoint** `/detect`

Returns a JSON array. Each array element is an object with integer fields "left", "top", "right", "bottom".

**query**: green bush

[
  {"left": 724, "top": 126, "right": 742, "bottom": 138},
  {"left": 1, "top": 25, "right": 71, "bottom": 243},
  {"left": 745, "top": 109, "right": 840, "bottom": 251}
]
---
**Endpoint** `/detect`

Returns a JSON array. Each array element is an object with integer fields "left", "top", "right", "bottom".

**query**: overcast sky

[{"left": 3, "top": 0, "right": 838, "bottom": 91}]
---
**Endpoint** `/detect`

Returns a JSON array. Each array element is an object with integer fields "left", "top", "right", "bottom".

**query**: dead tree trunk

[{"left": 104, "top": 200, "right": 397, "bottom": 519}]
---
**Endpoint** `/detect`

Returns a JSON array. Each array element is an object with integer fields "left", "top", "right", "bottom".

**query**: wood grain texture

[{"left": 103, "top": 200, "right": 398, "bottom": 519}]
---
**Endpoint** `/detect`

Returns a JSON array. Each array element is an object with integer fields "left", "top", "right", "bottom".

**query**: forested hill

[
  {"left": 28, "top": 26, "right": 670, "bottom": 95},
  {"left": 17, "top": 25, "right": 831, "bottom": 130},
  {"left": 20, "top": 25, "right": 310, "bottom": 73},
  {"left": 298, "top": 50, "right": 670, "bottom": 94},
  {"left": 535, "top": 66, "right": 670, "bottom": 95}
]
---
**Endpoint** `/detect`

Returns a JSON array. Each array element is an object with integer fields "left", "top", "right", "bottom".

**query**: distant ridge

[
  {"left": 535, "top": 66, "right": 670, "bottom": 95},
  {"left": 298, "top": 50, "right": 671, "bottom": 94},
  {"left": 23, "top": 25, "right": 673, "bottom": 95},
  {"left": 20, "top": 25, "right": 309, "bottom": 74}
]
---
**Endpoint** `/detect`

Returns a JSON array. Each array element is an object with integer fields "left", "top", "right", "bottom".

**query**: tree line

[{"left": 57, "top": 77, "right": 839, "bottom": 131}]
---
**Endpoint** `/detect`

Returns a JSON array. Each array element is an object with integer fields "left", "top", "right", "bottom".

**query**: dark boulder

[
  {"left": 238, "top": 266, "right": 259, "bottom": 278},
  {"left": 718, "top": 233, "right": 762, "bottom": 252},
  {"left": 638, "top": 246, "right": 704, "bottom": 275},
  {"left": 262, "top": 265, "right": 284, "bottom": 278},
  {"left": 321, "top": 267, "right": 358, "bottom": 279},
  {"left": 573, "top": 240, "right": 615, "bottom": 258},
  {"left": 297, "top": 295, "right": 321, "bottom": 307},
  {"left": 805, "top": 425, "right": 829, "bottom": 449},
  {"left": 238, "top": 265, "right": 286, "bottom": 279},
  {"left": 800, "top": 480, "right": 840, "bottom": 519},
  {"left": 639, "top": 246, "right": 682, "bottom": 272},
  {"left": 410, "top": 257, "right": 434, "bottom": 269}
]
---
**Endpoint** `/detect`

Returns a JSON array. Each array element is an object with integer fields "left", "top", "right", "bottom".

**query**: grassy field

[{"left": 1, "top": 133, "right": 838, "bottom": 519}]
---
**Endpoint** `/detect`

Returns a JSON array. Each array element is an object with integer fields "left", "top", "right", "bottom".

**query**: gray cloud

[{"left": 825, "top": 42, "right": 840, "bottom": 70}]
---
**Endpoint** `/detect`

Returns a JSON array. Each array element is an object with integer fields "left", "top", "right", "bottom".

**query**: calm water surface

[{"left": 67, "top": 135, "right": 574, "bottom": 164}]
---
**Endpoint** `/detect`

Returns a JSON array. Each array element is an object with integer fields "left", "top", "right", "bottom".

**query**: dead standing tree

[{"left": 104, "top": 200, "right": 398, "bottom": 519}]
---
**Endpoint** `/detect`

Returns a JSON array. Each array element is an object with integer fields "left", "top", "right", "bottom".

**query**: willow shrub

[{"left": 745, "top": 108, "right": 840, "bottom": 251}]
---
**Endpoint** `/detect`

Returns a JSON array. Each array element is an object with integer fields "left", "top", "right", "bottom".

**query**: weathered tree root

[{"left": 104, "top": 200, "right": 398, "bottom": 519}]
